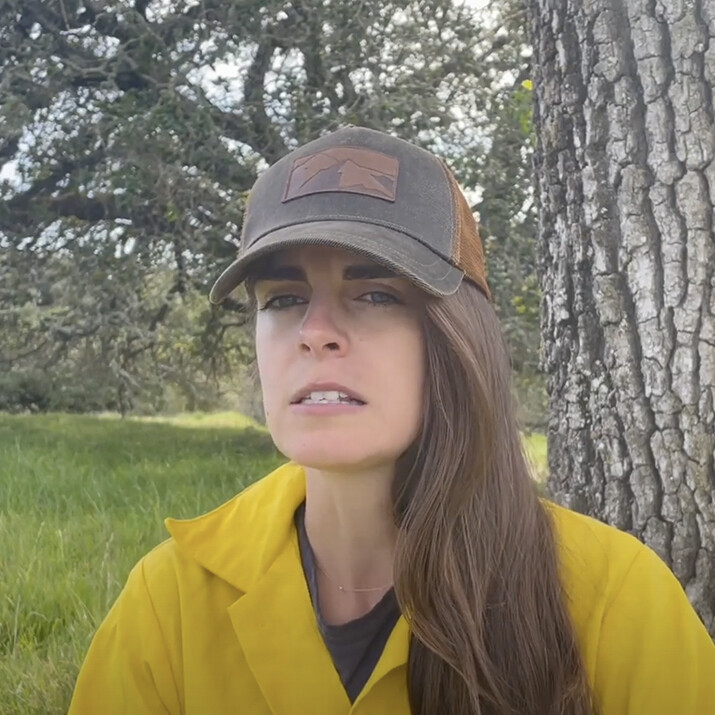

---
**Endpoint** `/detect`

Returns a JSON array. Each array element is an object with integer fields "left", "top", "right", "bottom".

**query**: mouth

[
  {"left": 294, "top": 390, "right": 365, "bottom": 406},
  {"left": 290, "top": 384, "right": 366, "bottom": 406}
]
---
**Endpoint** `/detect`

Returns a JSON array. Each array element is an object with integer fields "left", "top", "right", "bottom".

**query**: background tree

[
  {"left": 1, "top": 0, "right": 539, "bottom": 417},
  {"left": 465, "top": 3, "right": 545, "bottom": 428},
  {"left": 530, "top": 0, "right": 715, "bottom": 633}
]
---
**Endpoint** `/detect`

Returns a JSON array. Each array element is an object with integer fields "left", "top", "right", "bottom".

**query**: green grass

[
  {"left": 523, "top": 431, "right": 548, "bottom": 483},
  {"left": 0, "top": 412, "right": 284, "bottom": 715},
  {"left": 0, "top": 412, "right": 547, "bottom": 714}
]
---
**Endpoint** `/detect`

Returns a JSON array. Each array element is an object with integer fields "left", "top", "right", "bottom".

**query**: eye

[
  {"left": 260, "top": 294, "right": 306, "bottom": 311},
  {"left": 360, "top": 291, "right": 402, "bottom": 306}
]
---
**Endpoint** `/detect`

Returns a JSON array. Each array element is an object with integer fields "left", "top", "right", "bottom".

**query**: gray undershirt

[{"left": 294, "top": 501, "right": 401, "bottom": 703}]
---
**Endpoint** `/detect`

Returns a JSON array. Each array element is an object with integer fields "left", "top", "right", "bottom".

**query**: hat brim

[{"left": 209, "top": 220, "right": 464, "bottom": 304}]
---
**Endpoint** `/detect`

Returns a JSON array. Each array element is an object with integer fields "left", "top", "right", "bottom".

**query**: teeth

[{"left": 299, "top": 390, "right": 362, "bottom": 405}]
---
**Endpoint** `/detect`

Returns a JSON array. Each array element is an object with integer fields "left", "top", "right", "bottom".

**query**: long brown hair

[
  {"left": 392, "top": 280, "right": 598, "bottom": 714},
  {"left": 245, "top": 261, "right": 596, "bottom": 713}
]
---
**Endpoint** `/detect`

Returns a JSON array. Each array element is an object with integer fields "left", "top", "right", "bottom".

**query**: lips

[{"left": 290, "top": 382, "right": 366, "bottom": 404}]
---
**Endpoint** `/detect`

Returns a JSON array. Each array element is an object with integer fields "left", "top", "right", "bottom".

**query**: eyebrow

[{"left": 252, "top": 263, "right": 398, "bottom": 282}]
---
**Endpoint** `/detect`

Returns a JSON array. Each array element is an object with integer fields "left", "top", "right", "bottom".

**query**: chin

[
  {"left": 286, "top": 451, "right": 380, "bottom": 473},
  {"left": 276, "top": 439, "right": 397, "bottom": 473}
]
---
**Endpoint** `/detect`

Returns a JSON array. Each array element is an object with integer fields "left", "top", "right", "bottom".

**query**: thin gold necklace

[{"left": 315, "top": 560, "right": 393, "bottom": 593}]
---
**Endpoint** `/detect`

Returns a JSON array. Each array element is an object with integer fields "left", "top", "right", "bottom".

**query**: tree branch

[
  {"left": 292, "top": 0, "right": 342, "bottom": 112},
  {"left": 244, "top": 35, "right": 289, "bottom": 163},
  {"left": 0, "top": 136, "right": 20, "bottom": 163}
]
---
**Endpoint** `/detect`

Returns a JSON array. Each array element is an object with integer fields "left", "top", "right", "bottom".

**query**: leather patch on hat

[{"left": 283, "top": 147, "right": 399, "bottom": 203}]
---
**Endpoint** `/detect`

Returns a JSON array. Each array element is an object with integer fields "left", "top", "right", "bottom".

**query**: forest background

[
  {"left": 4, "top": 0, "right": 714, "bottom": 711},
  {"left": 0, "top": 2, "right": 545, "bottom": 710},
  {"left": 0, "top": 0, "right": 546, "bottom": 428}
]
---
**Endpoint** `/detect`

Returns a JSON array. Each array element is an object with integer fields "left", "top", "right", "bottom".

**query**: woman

[{"left": 69, "top": 127, "right": 715, "bottom": 715}]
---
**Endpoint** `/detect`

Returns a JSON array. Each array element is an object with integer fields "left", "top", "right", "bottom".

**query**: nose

[{"left": 298, "top": 298, "right": 348, "bottom": 357}]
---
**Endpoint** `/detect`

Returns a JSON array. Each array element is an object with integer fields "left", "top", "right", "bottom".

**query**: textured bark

[{"left": 530, "top": 0, "right": 715, "bottom": 635}]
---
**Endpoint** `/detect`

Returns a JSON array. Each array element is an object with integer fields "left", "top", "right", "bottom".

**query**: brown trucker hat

[{"left": 209, "top": 126, "right": 490, "bottom": 303}]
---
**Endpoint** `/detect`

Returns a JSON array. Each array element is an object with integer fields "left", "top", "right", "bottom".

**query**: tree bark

[{"left": 529, "top": 0, "right": 715, "bottom": 635}]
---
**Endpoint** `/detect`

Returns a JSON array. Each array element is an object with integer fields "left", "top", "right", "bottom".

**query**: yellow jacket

[{"left": 69, "top": 463, "right": 715, "bottom": 715}]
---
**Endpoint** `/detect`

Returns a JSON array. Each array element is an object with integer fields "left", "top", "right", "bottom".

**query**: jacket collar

[
  {"left": 165, "top": 461, "right": 307, "bottom": 593},
  {"left": 164, "top": 462, "right": 410, "bottom": 714}
]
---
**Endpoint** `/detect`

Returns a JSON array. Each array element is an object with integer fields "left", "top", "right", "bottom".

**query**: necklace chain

[{"left": 315, "top": 560, "right": 393, "bottom": 593}]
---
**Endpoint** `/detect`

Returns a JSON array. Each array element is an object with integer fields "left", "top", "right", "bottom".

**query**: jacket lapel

[
  {"left": 228, "top": 527, "right": 351, "bottom": 714},
  {"left": 166, "top": 462, "right": 411, "bottom": 713},
  {"left": 351, "top": 614, "right": 410, "bottom": 710}
]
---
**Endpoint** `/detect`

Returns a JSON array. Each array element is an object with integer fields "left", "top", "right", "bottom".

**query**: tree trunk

[{"left": 529, "top": 0, "right": 715, "bottom": 635}]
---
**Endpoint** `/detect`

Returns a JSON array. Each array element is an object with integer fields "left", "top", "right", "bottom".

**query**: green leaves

[{"left": 1, "top": 0, "right": 539, "bottom": 416}]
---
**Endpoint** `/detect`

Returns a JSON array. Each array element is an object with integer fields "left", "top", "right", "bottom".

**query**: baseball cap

[{"left": 209, "top": 126, "right": 490, "bottom": 303}]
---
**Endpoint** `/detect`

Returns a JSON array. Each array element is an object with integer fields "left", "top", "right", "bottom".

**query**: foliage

[{"left": 0, "top": 0, "right": 540, "bottom": 415}]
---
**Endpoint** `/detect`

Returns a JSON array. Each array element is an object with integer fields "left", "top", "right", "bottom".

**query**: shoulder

[
  {"left": 541, "top": 501, "right": 657, "bottom": 642},
  {"left": 543, "top": 498, "right": 695, "bottom": 609},
  {"left": 138, "top": 461, "right": 306, "bottom": 598},
  {"left": 543, "top": 499, "right": 694, "bottom": 601},
  {"left": 542, "top": 503, "right": 715, "bottom": 712},
  {"left": 543, "top": 499, "right": 646, "bottom": 581},
  {"left": 136, "top": 536, "right": 190, "bottom": 594},
  {"left": 541, "top": 501, "right": 715, "bottom": 690}
]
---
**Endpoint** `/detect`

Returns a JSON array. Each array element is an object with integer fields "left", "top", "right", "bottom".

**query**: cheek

[
  {"left": 380, "top": 325, "right": 426, "bottom": 419},
  {"left": 407, "top": 343, "right": 427, "bottom": 420},
  {"left": 255, "top": 322, "right": 281, "bottom": 411}
]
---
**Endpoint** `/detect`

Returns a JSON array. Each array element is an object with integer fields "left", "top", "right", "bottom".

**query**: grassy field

[{"left": 0, "top": 412, "right": 547, "bottom": 714}]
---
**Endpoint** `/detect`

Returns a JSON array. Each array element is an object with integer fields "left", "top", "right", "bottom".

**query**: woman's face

[{"left": 253, "top": 244, "right": 426, "bottom": 472}]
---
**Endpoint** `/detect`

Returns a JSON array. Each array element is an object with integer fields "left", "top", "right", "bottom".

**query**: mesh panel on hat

[{"left": 445, "top": 170, "right": 491, "bottom": 300}]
